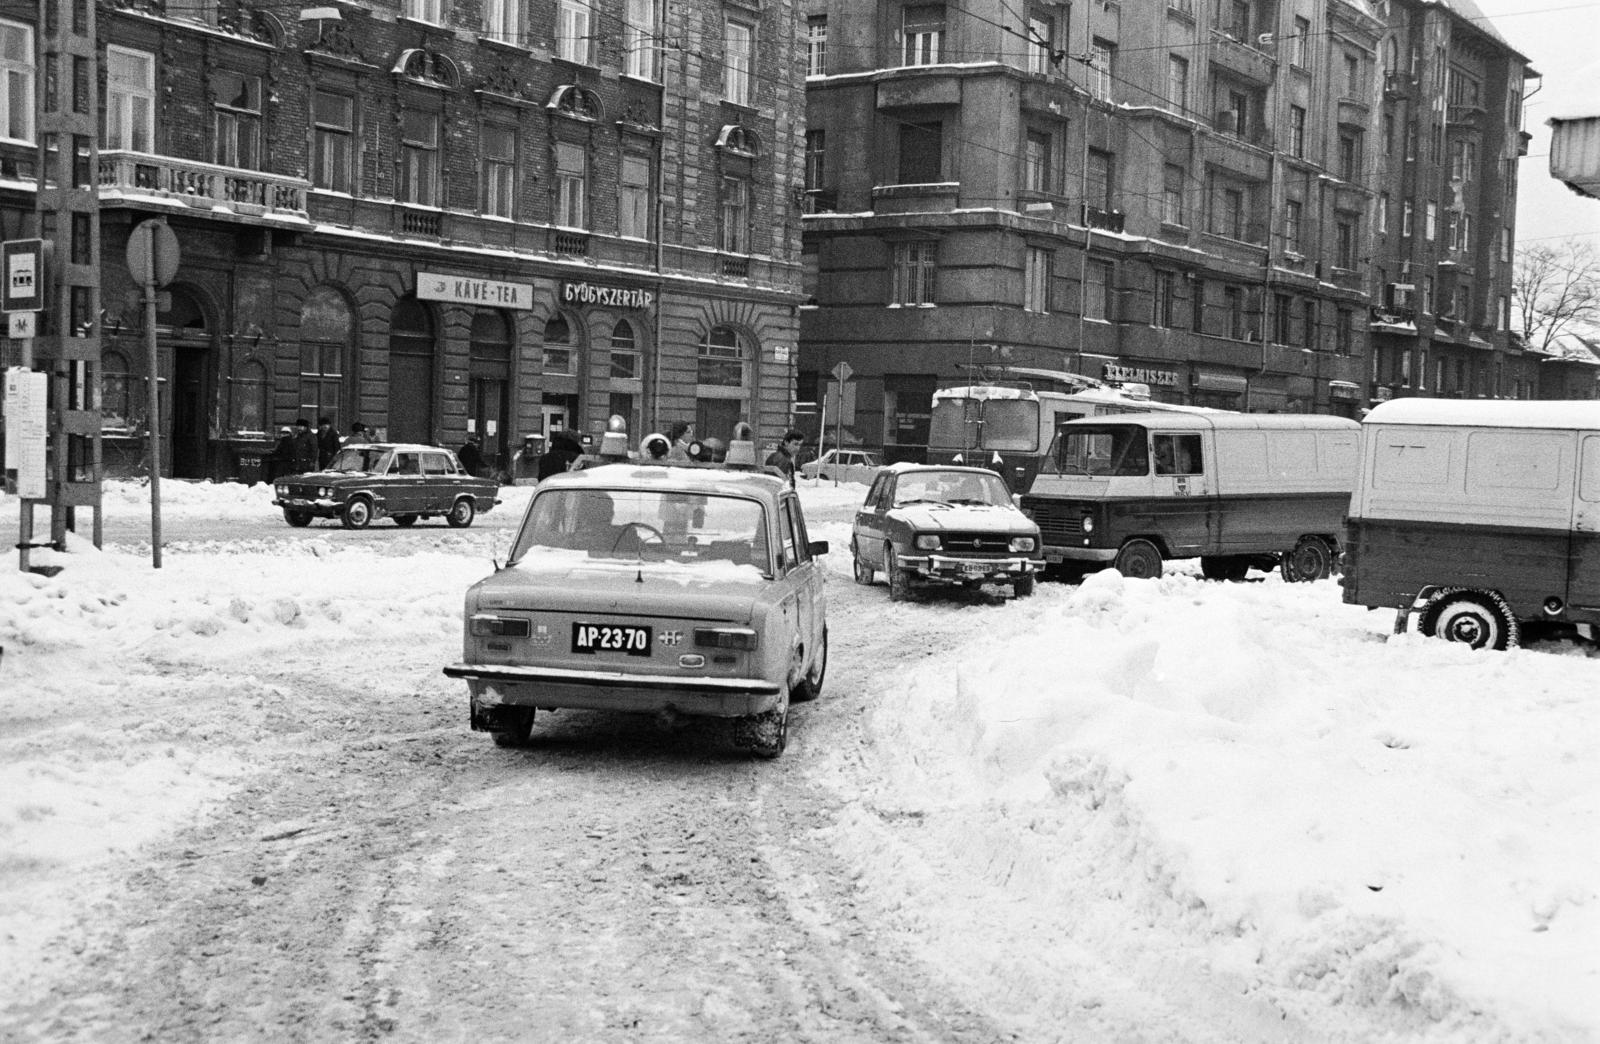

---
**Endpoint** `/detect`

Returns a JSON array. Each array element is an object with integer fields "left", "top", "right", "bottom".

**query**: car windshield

[
  {"left": 510, "top": 488, "right": 771, "bottom": 570},
  {"left": 328, "top": 447, "right": 390, "bottom": 474},
  {"left": 1050, "top": 425, "right": 1149, "bottom": 477},
  {"left": 893, "top": 470, "right": 1011, "bottom": 507}
]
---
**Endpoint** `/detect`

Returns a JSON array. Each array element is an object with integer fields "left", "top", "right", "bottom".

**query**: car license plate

[
  {"left": 960, "top": 562, "right": 988, "bottom": 576},
  {"left": 572, "top": 623, "right": 652, "bottom": 657}
]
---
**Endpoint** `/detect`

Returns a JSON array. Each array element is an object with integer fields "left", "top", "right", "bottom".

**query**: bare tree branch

[{"left": 1513, "top": 239, "right": 1600, "bottom": 353}]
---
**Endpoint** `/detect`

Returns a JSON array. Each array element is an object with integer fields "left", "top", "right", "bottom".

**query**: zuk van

[
  {"left": 1021, "top": 413, "right": 1359, "bottom": 582},
  {"left": 1343, "top": 399, "right": 1600, "bottom": 650}
]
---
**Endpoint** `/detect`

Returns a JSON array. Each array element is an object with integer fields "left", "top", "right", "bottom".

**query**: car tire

[
  {"left": 793, "top": 628, "right": 827, "bottom": 703},
  {"left": 392, "top": 514, "right": 418, "bottom": 528},
  {"left": 1014, "top": 574, "right": 1036, "bottom": 598},
  {"left": 283, "top": 509, "right": 313, "bottom": 528},
  {"left": 340, "top": 497, "right": 373, "bottom": 530},
  {"left": 1114, "top": 538, "right": 1164, "bottom": 579},
  {"left": 1280, "top": 535, "right": 1335, "bottom": 583},
  {"left": 446, "top": 497, "right": 476, "bottom": 528},
  {"left": 490, "top": 707, "right": 536, "bottom": 748},
  {"left": 887, "top": 545, "right": 914, "bottom": 602},
  {"left": 736, "top": 689, "right": 788, "bottom": 759},
  {"left": 1420, "top": 590, "right": 1517, "bottom": 651},
  {"left": 852, "top": 539, "right": 875, "bottom": 585}
]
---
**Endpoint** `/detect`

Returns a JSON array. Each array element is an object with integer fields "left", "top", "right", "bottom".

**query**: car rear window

[{"left": 512, "top": 488, "right": 771, "bottom": 570}]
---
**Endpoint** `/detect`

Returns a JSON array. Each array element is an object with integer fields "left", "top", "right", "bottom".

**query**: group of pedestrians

[{"left": 266, "top": 417, "right": 370, "bottom": 482}]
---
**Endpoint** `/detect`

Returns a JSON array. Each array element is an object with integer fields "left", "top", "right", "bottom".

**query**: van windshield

[{"left": 1051, "top": 425, "right": 1149, "bottom": 477}]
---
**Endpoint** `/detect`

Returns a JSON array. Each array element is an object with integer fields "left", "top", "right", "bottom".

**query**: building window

[
  {"left": 904, "top": 6, "right": 945, "bottom": 66},
  {"left": 1383, "top": 112, "right": 1395, "bottom": 155},
  {"left": 1089, "top": 39, "right": 1114, "bottom": 101},
  {"left": 698, "top": 325, "right": 745, "bottom": 387},
  {"left": 104, "top": 46, "right": 154, "bottom": 152},
  {"left": 1027, "top": 12, "right": 1055, "bottom": 75},
  {"left": 543, "top": 315, "right": 575, "bottom": 375},
  {"left": 1402, "top": 200, "right": 1413, "bottom": 237},
  {"left": 610, "top": 319, "right": 641, "bottom": 380},
  {"left": 1460, "top": 213, "right": 1472, "bottom": 253},
  {"left": 1338, "top": 130, "right": 1360, "bottom": 181},
  {"left": 1424, "top": 200, "right": 1437, "bottom": 241},
  {"left": 1423, "top": 275, "right": 1434, "bottom": 315},
  {"left": 1283, "top": 199, "right": 1302, "bottom": 254},
  {"left": 101, "top": 350, "right": 133, "bottom": 431},
  {"left": 482, "top": 123, "right": 515, "bottom": 218},
  {"left": 300, "top": 288, "right": 352, "bottom": 426},
  {"left": 1273, "top": 293, "right": 1293, "bottom": 345},
  {"left": 212, "top": 70, "right": 260, "bottom": 170},
  {"left": 1343, "top": 52, "right": 1361, "bottom": 95},
  {"left": 1302, "top": 298, "right": 1317, "bottom": 349},
  {"left": 625, "top": 0, "right": 657, "bottom": 79},
  {"left": 1293, "top": 16, "right": 1311, "bottom": 67},
  {"left": 725, "top": 20, "right": 753, "bottom": 106},
  {"left": 807, "top": 15, "right": 828, "bottom": 76},
  {"left": 557, "top": 0, "right": 592, "bottom": 64},
  {"left": 1154, "top": 270, "right": 1175, "bottom": 328},
  {"left": 1404, "top": 123, "right": 1417, "bottom": 161},
  {"left": 1162, "top": 164, "right": 1185, "bottom": 225},
  {"left": 891, "top": 241, "right": 937, "bottom": 306},
  {"left": 555, "top": 140, "right": 588, "bottom": 228},
  {"left": 483, "top": 0, "right": 519, "bottom": 45},
  {"left": 804, "top": 130, "right": 826, "bottom": 196},
  {"left": 0, "top": 21, "right": 34, "bottom": 143},
  {"left": 1222, "top": 0, "right": 1249, "bottom": 39},
  {"left": 1224, "top": 285, "right": 1245, "bottom": 339},
  {"left": 1084, "top": 258, "right": 1113, "bottom": 320},
  {"left": 1191, "top": 278, "right": 1206, "bottom": 332},
  {"left": 1288, "top": 105, "right": 1306, "bottom": 158},
  {"left": 1335, "top": 308, "right": 1352, "bottom": 355},
  {"left": 720, "top": 176, "right": 748, "bottom": 254},
  {"left": 1167, "top": 55, "right": 1188, "bottom": 112},
  {"left": 1024, "top": 130, "right": 1050, "bottom": 193},
  {"left": 1219, "top": 88, "right": 1248, "bottom": 138},
  {"left": 404, "top": 0, "right": 441, "bottom": 22},
  {"left": 898, "top": 121, "right": 941, "bottom": 183},
  {"left": 1336, "top": 218, "right": 1356, "bottom": 269},
  {"left": 312, "top": 90, "right": 353, "bottom": 194},
  {"left": 1451, "top": 139, "right": 1477, "bottom": 182},
  {"left": 230, "top": 359, "right": 269, "bottom": 434},
  {"left": 1377, "top": 193, "right": 1389, "bottom": 235},
  {"left": 619, "top": 152, "right": 651, "bottom": 239},
  {"left": 1087, "top": 148, "right": 1113, "bottom": 210},
  {"left": 1212, "top": 184, "right": 1244, "bottom": 240},
  {"left": 400, "top": 110, "right": 439, "bottom": 206},
  {"left": 1024, "top": 247, "right": 1051, "bottom": 313}
]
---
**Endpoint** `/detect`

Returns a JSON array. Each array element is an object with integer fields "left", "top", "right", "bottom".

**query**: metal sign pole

[{"left": 144, "top": 271, "right": 162, "bottom": 568}]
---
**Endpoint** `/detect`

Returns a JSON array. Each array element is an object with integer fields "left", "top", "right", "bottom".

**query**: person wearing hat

[
  {"left": 458, "top": 433, "right": 485, "bottom": 477},
  {"left": 345, "top": 421, "right": 371, "bottom": 446},
  {"left": 291, "top": 418, "right": 319, "bottom": 474},
  {"left": 316, "top": 416, "right": 340, "bottom": 469},
  {"left": 266, "top": 425, "right": 297, "bottom": 481},
  {"left": 536, "top": 429, "right": 584, "bottom": 481}
]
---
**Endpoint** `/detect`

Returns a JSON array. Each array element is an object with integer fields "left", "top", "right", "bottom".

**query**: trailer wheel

[
  {"left": 1114, "top": 539, "right": 1164, "bottom": 580},
  {"left": 1421, "top": 591, "right": 1517, "bottom": 651},
  {"left": 1280, "top": 535, "right": 1335, "bottom": 582}
]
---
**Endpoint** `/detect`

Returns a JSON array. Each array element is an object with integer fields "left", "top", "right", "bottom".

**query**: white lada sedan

[{"left": 444, "top": 463, "right": 828, "bottom": 758}]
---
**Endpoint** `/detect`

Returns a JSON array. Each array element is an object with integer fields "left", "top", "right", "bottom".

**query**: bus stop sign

[{"left": 2, "top": 239, "right": 43, "bottom": 313}]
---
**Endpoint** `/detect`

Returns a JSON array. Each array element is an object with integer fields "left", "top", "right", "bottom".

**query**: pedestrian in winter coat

[
  {"left": 291, "top": 418, "right": 319, "bottom": 474},
  {"left": 536, "top": 430, "right": 584, "bottom": 481},
  {"left": 458, "top": 434, "right": 485, "bottom": 476},
  {"left": 266, "top": 427, "right": 296, "bottom": 481},
  {"left": 666, "top": 420, "right": 695, "bottom": 462},
  {"left": 765, "top": 429, "right": 805, "bottom": 487},
  {"left": 345, "top": 421, "right": 371, "bottom": 445},
  {"left": 316, "top": 416, "right": 340, "bottom": 469}
]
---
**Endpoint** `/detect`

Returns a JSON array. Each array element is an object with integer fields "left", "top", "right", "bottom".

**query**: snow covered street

[{"left": 2, "top": 478, "right": 1596, "bottom": 1042}]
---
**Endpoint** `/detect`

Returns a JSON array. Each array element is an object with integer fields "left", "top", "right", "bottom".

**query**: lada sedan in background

[
  {"left": 272, "top": 443, "right": 500, "bottom": 529},
  {"left": 800, "top": 448, "right": 882, "bottom": 483},
  {"left": 851, "top": 464, "right": 1043, "bottom": 601},
  {"left": 443, "top": 463, "right": 829, "bottom": 758}
]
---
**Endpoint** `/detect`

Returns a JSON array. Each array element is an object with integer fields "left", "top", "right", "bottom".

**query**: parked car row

[{"left": 439, "top": 402, "right": 1600, "bottom": 759}]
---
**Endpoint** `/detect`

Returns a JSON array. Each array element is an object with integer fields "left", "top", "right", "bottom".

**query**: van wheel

[
  {"left": 1114, "top": 539, "right": 1164, "bottom": 579},
  {"left": 1281, "top": 536, "right": 1335, "bottom": 582},
  {"left": 1421, "top": 591, "right": 1516, "bottom": 651},
  {"left": 1201, "top": 556, "right": 1249, "bottom": 582}
]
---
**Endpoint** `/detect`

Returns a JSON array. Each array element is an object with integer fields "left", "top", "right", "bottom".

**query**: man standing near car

[
  {"left": 291, "top": 418, "right": 319, "bottom": 474},
  {"left": 316, "top": 416, "right": 340, "bottom": 468},
  {"left": 765, "top": 429, "right": 805, "bottom": 487}
]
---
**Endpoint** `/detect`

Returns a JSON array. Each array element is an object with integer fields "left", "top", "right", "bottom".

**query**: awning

[
  {"left": 1329, "top": 380, "right": 1361, "bottom": 399},
  {"left": 1192, "top": 372, "right": 1249, "bottom": 394}
]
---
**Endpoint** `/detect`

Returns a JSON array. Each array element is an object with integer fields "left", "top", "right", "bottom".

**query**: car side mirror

[{"left": 809, "top": 540, "right": 829, "bottom": 556}]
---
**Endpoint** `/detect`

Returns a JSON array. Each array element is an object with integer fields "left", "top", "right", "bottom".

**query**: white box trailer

[
  {"left": 1343, "top": 399, "right": 1600, "bottom": 649},
  {"left": 1022, "top": 413, "right": 1359, "bottom": 581}
]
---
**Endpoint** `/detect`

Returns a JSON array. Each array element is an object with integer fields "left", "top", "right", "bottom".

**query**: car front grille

[
  {"left": 936, "top": 531, "right": 1016, "bottom": 555},
  {"left": 1020, "top": 499, "right": 1083, "bottom": 543}
]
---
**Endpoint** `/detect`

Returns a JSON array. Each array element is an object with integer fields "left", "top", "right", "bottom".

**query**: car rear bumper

[
  {"left": 444, "top": 662, "right": 784, "bottom": 718},
  {"left": 899, "top": 553, "right": 1040, "bottom": 583}
]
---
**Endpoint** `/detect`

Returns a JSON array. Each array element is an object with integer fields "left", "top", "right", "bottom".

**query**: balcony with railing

[
  {"left": 98, "top": 151, "right": 310, "bottom": 224},
  {"left": 1209, "top": 30, "right": 1276, "bottom": 86},
  {"left": 1079, "top": 204, "right": 1125, "bottom": 233}
]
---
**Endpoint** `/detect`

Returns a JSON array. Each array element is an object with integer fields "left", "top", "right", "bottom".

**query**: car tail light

[
  {"left": 694, "top": 627, "right": 758, "bottom": 650},
  {"left": 470, "top": 614, "right": 531, "bottom": 638},
  {"left": 1009, "top": 536, "right": 1037, "bottom": 553}
]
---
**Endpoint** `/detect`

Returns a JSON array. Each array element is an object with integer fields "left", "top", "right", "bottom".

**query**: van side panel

[
  {"left": 1215, "top": 492, "right": 1352, "bottom": 553},
  {"left": 1343, "top": 518, "right": 1581, "bottom": 623},
  {"left": 1572, "top": 435, "right": 1600, "bottom": 615},
  {"left": 1360, "top": 426, "right": 1575, "bottom": 529},
  {"left": 1212, "top": 430, "right": 1358, "bottom": 495}
]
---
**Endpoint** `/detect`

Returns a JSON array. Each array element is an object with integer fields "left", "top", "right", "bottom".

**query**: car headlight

[
  {"left": 275, "top": 485, "right": 286, "bottom": 496},
  {"left": 319, "top": 487, "right": 333, "bottom": 498},
  {"left": 1009, "top": 536, "right": 1037, "bottom": 553},
  {"left": 1081, "top": 514, "right": 1095, "bottom": 534},
  {"left": 914, "top": 534, "right": 941, "bottom": 551}
]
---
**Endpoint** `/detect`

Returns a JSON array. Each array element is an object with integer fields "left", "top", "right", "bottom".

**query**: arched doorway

[
  {"left": 389, "top": 297, "right": 436, "bottom": 443},
  {"left": 160, "top": 288, "right": 213, "bottom": 479}
]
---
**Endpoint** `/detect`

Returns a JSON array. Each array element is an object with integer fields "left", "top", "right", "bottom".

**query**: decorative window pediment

[
  {"left": 393, "top": 48, "right": 460, "bottom": 88},
  {"left": 548, "top": 84, "right": 603, "bottom": 121},
  {"left": 715, "top": 123, "right": 760, "bottom": 157}
]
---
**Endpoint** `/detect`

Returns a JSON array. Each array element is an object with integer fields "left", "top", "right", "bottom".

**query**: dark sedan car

[{"left": 272, "top": 443, "right": 500, "bottom": 529}]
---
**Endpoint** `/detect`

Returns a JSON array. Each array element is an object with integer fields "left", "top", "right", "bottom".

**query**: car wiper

[{"left": 895, "top": 498, "right": 950, "bottom": 507}]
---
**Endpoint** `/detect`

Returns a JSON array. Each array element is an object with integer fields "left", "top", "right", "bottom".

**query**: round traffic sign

[{"left": 126, "top": 220, "right": 180, "bottom": 287}]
